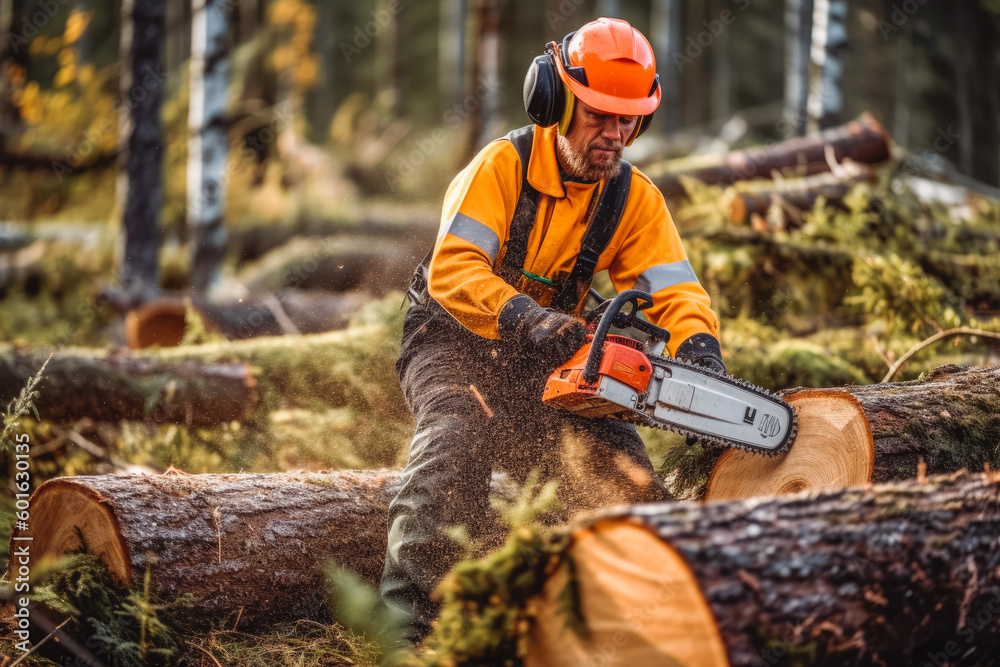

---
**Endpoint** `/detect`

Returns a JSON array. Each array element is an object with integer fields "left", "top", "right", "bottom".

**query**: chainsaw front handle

[{"left": 581, "top": 289, "right": 671, "bottom": 385}]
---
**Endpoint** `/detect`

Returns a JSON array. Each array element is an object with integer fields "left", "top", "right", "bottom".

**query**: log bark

[
  {"left": 8, "top": 470, "right": 401, "bottom": 631},
  {"left": 0, "top": 346, "right": 258, "bottom": 426},
  {"left": 527, "top": 471, "right": 1000, "bottom": 666},
  {"left": 705, "top": 365, "right": 1000, "bottom": 501},
  {"left": 649, "top": 113, "right": 891, "bottom": 199}
]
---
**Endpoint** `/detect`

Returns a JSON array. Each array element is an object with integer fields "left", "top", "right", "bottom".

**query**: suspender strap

[
  {"left": 496, "top": 126, "right": 540, "bottom": 287},
  {"left": 550, "top": 162, "right": 632, "bottom": 311}
]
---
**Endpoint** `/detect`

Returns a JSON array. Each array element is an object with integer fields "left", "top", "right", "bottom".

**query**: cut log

[
  {"left": 124, "top": 290, "right": 371, "bottom": 348},
  {"left": 705, "top": 365, "right": 1000, "bottom": 501},
  {"left": 8, "top": 469, "right": 517, "bottom": 632},
  {"left": 649, "top": 113, "right": 891, "bottom": 198},
  {"left": 0, "top": 346, "right": 257, "bottom": 426},
  {"left": 727, "top": 164, "right": 878, "bottom": 228},
  {"left": 526, "top": 471, "right": 1000, "bottom": 666},
  {"left": 10, "top": 470, "right": 401, "bottom": 630},
  {"left": 236, "top": 236, "right": 422, "bottom": 295}
]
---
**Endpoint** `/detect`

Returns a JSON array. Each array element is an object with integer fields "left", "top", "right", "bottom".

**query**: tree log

[
  {"left": 0, "top": 346, "right": 258, "bottom": 426},
  {"left": 727, "top": 164, "right": 878, "bottom": 228},
  {"left": 123, "top": 290, "right": 372, "bottom": 348},
  {"left": 10, "top": 470, "right": 401, "bottom": 631},
  {"left": 527, "top": 471, "right": 1000, "bottom": 666},
  {"left": 649, "top": 113, "right": 891, "bottom": 199},
  {"left": 706, "top": 365, "right": 1000, "bottom": 501},
  {"left": 236, "top": 236, "right": 422, "bottom": 295}
]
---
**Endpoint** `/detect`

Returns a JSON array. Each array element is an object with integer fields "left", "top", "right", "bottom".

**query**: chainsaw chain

[{"left": 634, "top": 355, "right": 799, "bottom": 457}]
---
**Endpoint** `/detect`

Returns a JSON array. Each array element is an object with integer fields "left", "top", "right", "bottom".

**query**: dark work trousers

[{"left": 380, "top": 299, "right": 667, "bottom": 641}]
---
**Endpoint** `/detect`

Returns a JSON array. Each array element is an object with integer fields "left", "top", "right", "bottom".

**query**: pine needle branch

[{"left": 1, "top": 353, "right": 51, "bottom": 454}]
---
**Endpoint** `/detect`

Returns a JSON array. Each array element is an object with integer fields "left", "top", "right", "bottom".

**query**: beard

[{"left": 557, "top": 134, "right": 624, "bottom": 182}]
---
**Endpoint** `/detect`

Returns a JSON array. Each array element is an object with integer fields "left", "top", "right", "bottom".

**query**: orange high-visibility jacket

[{"left": 427, "top": 124, "right": 719, "bottom": 356}]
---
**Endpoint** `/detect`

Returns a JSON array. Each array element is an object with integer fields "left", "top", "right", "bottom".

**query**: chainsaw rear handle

[{"left": 582, "top": 289, "right": 671, "bottom": 385}]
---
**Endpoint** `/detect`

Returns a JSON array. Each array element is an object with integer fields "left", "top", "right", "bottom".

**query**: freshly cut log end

[
  {"left": 125, "top": 297, "right": 199, "bottom": 349},
  {"left": 24, "top": 481, "right": 132, "bottom": 585},
  {"left": 526, "top": 520, "right": 728, "bottom": 667},
  {"left": 704, "top": 389, "right": 874, "bottom": 501}
]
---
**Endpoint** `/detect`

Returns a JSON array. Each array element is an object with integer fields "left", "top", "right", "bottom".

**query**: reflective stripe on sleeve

[
  {"left": 444, "top": 212, "right": 501, "bottom": 262},
  {"left": 634, "top": 260, "right": 699, "bottom": 294}
]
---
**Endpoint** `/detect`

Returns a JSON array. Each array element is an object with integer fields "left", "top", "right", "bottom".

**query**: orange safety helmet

[{"left": 523, "top": 18, "right": 661, "bottom": 145}]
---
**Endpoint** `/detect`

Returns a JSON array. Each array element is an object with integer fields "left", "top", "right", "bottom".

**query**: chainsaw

[{"left": 543, "top": 290, "right": 797, "bottom": 456}]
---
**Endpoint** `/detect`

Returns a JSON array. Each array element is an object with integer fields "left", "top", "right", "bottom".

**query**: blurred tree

[
  {"left": 808, "top": 0, "right": 846, "bottom": 129},
  {"left": 114, "top": 0, "right": 165, "bottom": 306},
  {"left": 783, "top": 0, "right": 813, "bottom": 136},
  {"left": 187, "top": 0, "right": 229, "bottom": 293},
  {"left": 439, "top": 0, "right": 466, "bottom": 112},
  {"left": 650, "top": 0, "right": 682, "bottom": 136}
]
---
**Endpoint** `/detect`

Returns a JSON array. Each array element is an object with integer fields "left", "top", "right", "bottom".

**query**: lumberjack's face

[{"left": 556, "top": 99, "right": 638, "bottom": 183}]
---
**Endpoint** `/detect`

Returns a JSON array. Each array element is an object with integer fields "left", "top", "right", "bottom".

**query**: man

[{"left": 381, "top": 17, "right": 724, "bottom": 642}]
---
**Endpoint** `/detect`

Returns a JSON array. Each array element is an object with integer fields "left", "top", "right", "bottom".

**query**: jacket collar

[{"left": 528, "top": 124, "right": 577, "bottom": 199}]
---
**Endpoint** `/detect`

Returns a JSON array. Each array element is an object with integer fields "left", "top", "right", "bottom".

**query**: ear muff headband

[{"left": 558, "top": 84, "right": 575, "bottom": 135}]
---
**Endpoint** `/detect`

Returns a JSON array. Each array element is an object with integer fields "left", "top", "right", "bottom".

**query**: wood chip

[{"left": 469, "top": 384, "right": 494, "bottom": 418}]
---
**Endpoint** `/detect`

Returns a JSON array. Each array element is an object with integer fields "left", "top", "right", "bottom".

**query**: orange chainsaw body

[{"left": 543, "top": 335, "right": 653, "bottom": 418}]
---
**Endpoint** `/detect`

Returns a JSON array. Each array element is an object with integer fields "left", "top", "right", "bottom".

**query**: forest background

[{"left": 1, "top": 0, "right": 1000, "bottom": 662}]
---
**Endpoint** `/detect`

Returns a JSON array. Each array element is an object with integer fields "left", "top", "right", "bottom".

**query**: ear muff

[
  {"left": 624, "top": 74, "right": 660, "bottom": 146},
  {"left": 557, "top": 85, "right": 575, "bottom": 135},
  {"left": 625, "top": 112, "right": 654, "bottom": 146},
  {"left": 522, "top": 46, "right": 565, "bottom": 128}
]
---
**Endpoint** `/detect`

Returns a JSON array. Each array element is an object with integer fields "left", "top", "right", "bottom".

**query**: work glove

[
  {"left": 674, "top": 333, "right": 727, "bottom": 375},
  {"left": 497, "top": 294, "right": 588, "bottom": 366}
]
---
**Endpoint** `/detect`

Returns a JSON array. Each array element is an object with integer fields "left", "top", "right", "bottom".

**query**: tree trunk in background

[
  {"left": 116, "top": 0, "right": 166, "bottom": 306},
  {"left": 807, "top": 0, "right": 845, "bottom": 130},
  {"left": 953, "top": 1, "right": 974, "bottom": 177},
  {"left": 187, "top": 0, "right": 230, "bottom": 294},
  {"left": 596, "top": 0, "right": 621, "bottom": 18},
  {"left": 709, "top": 0, "right": 730, "bottom": 122},
  {"left": 782, "top": 0, "right": 812, "bottom": 136},
  {"left": 892, "top": 19, "right": 911, "bottom": 147},
  {"left": 306, "top": 0, "right": 335, "bottom": 143},
  {"left": 0, "top": 0, "right": 13, "bottom": 152},
  {"left": 651, "top": 0, "right": 682, "bottom": 136},
  {"left": 469, "top": 0, "right": 500, "bottom": 152},
  {"left": 439, "top": 0, "right": 466, "bottom": 111}
]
